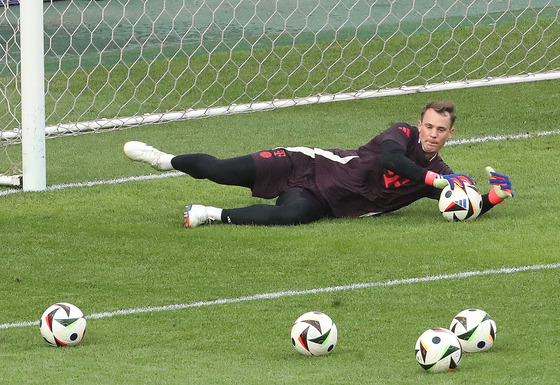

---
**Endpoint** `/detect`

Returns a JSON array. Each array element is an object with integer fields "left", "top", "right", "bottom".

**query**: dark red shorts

[{"left": 250, "top": 148, "right": 324, "bottom": 204}]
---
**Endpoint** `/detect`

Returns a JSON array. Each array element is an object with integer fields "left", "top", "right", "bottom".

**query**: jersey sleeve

[
  {"left": 378, "top": 123, "right": 455, "bottom": 201},
  {"left": 380, "top": 139, "right": 428, "bottom": 183}
]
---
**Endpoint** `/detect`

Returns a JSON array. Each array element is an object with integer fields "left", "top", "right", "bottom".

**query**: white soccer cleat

[
  {"left": 184, "top": 204, "right": 213, "bottom": 228},
  {"left": 123, "top": 141, "right": 174, "bottom": 171}
]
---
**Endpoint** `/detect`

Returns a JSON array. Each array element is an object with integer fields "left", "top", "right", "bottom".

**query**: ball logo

[
  {"left": 444, "top": 198, "right": 468, "bottom": 211},
  {"left": 259, "top": 151, "right": 272, "bottom": 158}
]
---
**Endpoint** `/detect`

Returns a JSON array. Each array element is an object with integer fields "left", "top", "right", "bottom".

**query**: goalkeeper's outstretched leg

[{"left": 123, "top": 141, "right": 256, "bottom": 188}]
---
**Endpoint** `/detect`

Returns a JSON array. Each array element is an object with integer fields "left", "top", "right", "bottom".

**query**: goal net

[{"left": 1, "top": 0, "right": 560, "bottom": 185}]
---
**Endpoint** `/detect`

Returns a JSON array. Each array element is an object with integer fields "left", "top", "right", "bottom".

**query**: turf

[{"left": 1, "top": 80, "right": 559, "bottom": 383}]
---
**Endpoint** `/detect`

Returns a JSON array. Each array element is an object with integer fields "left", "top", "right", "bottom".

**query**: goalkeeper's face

[{"left": 418, "top": 108, "right": 454, "bottom": 157}]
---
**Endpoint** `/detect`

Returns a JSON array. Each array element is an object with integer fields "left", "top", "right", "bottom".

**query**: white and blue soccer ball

[
  {"left": 291, "top": 311, "right": 338, "bottom": 356},
  {"left": 415, "top": 327, "right": 462, "bottom": 373},
  {"left": 450, "top": 308, "right": 497, "bottom": 353},
  {"left": 439, "top": 182, "right": 483, "bottom": 221},
  {"left": 39, "top": 302, "right": 87, "bottom": 347}
]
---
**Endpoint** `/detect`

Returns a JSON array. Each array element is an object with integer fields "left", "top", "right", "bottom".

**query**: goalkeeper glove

[
  {"left": 425, "top": 171, "right": 476, "bottom": 190},
  {"left": 486, "top": 166, "right": 514, "bottom": 203}
]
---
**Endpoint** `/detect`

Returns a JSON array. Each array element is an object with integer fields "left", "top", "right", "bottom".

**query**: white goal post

[{"left": 1, "top": 0, "right": 560, "bottom": 189}]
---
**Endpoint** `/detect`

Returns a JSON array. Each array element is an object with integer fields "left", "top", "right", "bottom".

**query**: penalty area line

[{"left": 1, "top": 263, "right": 558, "bottom": 330}]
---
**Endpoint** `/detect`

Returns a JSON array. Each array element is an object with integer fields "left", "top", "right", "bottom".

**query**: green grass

[{"left": 1, "top": 81, "right": 559, "bottom": 383}]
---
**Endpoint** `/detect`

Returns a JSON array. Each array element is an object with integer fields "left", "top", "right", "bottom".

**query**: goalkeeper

[{"left": 123, "top": 101, "right": 513, "bottom": 227}]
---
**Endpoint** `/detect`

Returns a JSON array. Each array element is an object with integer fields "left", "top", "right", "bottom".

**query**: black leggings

[
  {"left": 172, "top": 153, "right": 256, "bottom": 188},
  {"left": 171, "top": 154, "right": 330, "bottom": 225}
]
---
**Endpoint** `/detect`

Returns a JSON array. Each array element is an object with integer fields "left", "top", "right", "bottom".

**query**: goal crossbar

[{"left": 2, "top": 71, "right": 559, "bottom": 143}]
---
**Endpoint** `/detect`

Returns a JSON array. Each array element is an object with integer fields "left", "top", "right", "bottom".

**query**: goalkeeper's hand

[
  {"left": 425, "top": 171, "right": 476, "bottom": 190},
  {"left": 486, "top": 166, "right": 514, "bottom": 202}
]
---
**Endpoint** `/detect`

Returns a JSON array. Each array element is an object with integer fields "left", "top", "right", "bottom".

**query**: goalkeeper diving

[{"left": 123, "top": 101, "right": 514, "bottom": 227}]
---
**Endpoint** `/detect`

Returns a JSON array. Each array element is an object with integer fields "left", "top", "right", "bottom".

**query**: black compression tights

[
  {"left": 222, "top": 188, "right": 328, "bottom": 225},
  {"left": 171, "top": 154, "right": 256, "bottom": 188},
  {"left": 171, "top": 153, "right": 329, "bottom": 225}
]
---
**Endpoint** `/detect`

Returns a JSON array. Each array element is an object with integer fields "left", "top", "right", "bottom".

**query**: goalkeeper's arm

[{"left": 380, "top": 140, "right": 474, "bottom": 189}]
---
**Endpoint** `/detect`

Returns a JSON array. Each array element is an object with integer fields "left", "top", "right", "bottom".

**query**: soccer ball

[
  {"left": 291, "top": 311, "right": 338, "bottom": 356},
  {"left": 415, "top": 328, "right": 462, "bottom": 373},
  {"left": 450, "top": 308, "right": 497, "bottom": 353},
  {"left": 438, "top": 182, "right": 483, "bottom": 221},
  {"left": 39, "top": 303, "right": 87, "bottom": 347}
]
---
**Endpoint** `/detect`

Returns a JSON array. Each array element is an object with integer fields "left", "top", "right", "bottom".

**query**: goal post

[
  {"left": 19, "top": 0, "right": 46, "bottom": 191},
  {"left": 1, "top": 0, "right": 560, "bottom": 187}
]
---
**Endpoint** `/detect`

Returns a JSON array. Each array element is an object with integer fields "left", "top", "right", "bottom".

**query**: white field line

[
  {"left": 1, "top": 263, "right": 558, "bottom": 330},
  {"left": 445, "top": 129, "right": 560, "bottom": 146},
  {"left": 0, "top": 171, "right": 185, "bottom": 197},
  {"left": 1, "top": 128, "right": 559, "bottom": 197}
]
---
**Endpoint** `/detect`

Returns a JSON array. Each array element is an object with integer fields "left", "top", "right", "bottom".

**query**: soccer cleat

[
  {"left": 184, "top": 204, "right": 212, "bottom": 228},
  {"left": 123, "top": 141, "right": 174, "bottom": 171}
]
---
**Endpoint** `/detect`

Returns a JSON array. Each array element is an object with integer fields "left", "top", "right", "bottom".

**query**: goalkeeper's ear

[{"left": 486, "top": 166, "right": 514, "bottom": 204}]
